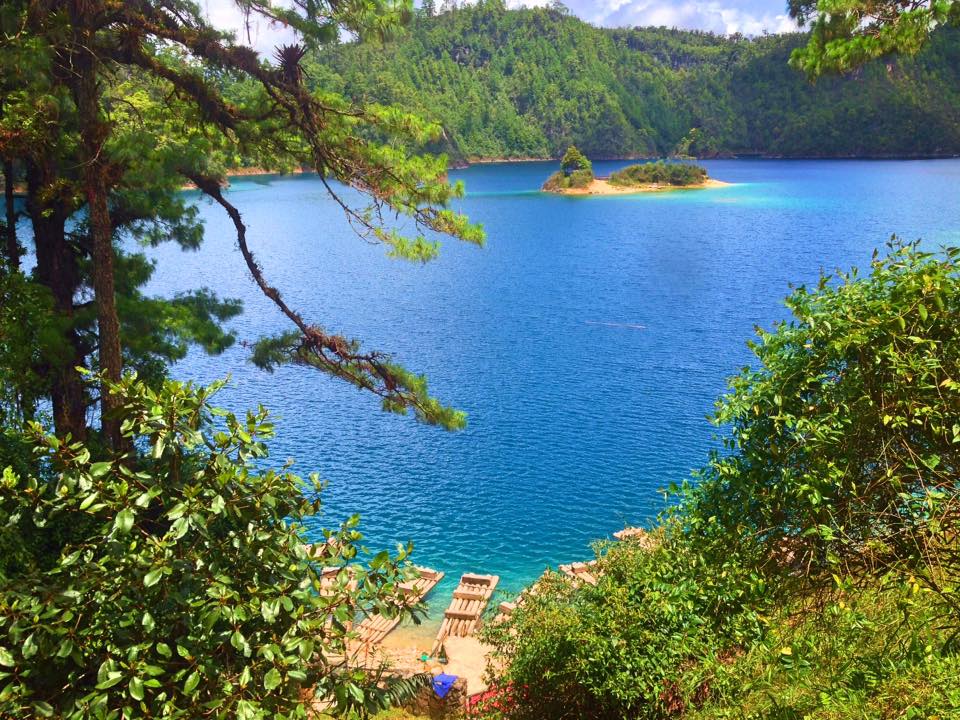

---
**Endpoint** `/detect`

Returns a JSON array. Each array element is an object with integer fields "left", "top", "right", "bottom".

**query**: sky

[{"left": 198, "top": 0, "right": 800, "bottom": 54}]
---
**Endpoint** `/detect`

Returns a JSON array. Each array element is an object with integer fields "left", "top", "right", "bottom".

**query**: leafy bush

[
  {"left": 483, "top": 534, "right": 768, "bottom": 719},
  {"left": 686, "top": 578, "right": 960, "bottom": 720},
  {"left": 608, "top": 161, "right": 707, "bottom": 187},
  {"left": 542, "top": 168, "right": 594, "bottom": 191},
  {"left": 0, "top": 374, "right": 419, "bottom": 719},
  {"left": 681, "top": 241, "right": 960, "bottom": 605},
  {"left": 542, "top": 146, "right": 595, "bottom": 191},
  {"left": 0, "top": 271, "right": 59, "bottom": 427}
]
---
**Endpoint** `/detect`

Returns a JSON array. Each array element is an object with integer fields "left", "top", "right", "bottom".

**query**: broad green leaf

[
  {"left": 263, "top": 668, "right": 281, "bottom": 691},
  {"left": 183, "top": 670, "right": 200, "bottom": 695},
  {"left": 129, "top": 676, "right": 145, "bottom": 701},
  {"left": 114, "top": 508, "right": 135, "bottom": 535}
]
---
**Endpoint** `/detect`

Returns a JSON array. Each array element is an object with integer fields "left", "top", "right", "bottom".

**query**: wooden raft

[
  {"left": 432, "top": 573, "right": 499, "bottom": 655},
  {"left": 355, "top": 566, "right": 445, "bottom": 645}
]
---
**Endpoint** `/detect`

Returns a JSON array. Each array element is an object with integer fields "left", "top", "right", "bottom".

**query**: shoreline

[
  {"left": 547, "top": 177, "right": 731, "bottom": 196},
  {"left": 455, "top": 153, "right": 960, "bottom": 167},
  {"left": 20, "top": 155, "right": 957, "bottom": 197},
  {"left": 216, "top": 153, "right": 960, "bottom": 182}
]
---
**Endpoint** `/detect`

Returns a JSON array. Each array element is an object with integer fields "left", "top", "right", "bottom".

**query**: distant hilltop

[{"left": 308, "top": 3, "right": 960, "bottom": 162}]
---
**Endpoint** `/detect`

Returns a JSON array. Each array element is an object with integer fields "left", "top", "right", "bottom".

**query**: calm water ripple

[{"left": 145, "top": 159, "right": 960, "bottom": 612}]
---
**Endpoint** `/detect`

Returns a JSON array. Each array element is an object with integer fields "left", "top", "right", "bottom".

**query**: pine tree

[
  {"left": 789, "top": 0, "right": 960, "bottom": 75},
  {"left": 0, "top": 0, "right": 484, "bottom": 438},
  {"left": 561, "top": 145, "right": 592, "bottom": 175}
]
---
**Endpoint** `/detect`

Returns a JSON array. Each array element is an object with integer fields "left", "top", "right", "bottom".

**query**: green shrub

[
  {"left": 568, "top": 168, "right": 594, "bottom": 188},
  {"left": 0, "top": 374, "right": 420, "bottom": 719},
  {"left": 679, "top": 241, "right": 960, "bottom": 606},
  {"left": 609, "top": 161, "right": 707, "bottom": 187},
  {"left": 483, "top": 533, "right": 768, "bottom": 719},
  {"left": 543, "top": 146, "right": 596, "bottom": 191},
  {"left": 542, "top": 168, "right": 594, "bottom": 192},
  {"left": 687, "top": 577, "right": 960, "bottom": 720},
  {"left": 485, "top": 243, "right": 960, "bottom": 720}
]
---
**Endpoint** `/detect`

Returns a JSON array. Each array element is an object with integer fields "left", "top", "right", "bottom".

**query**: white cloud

[
  {"left": 198, "top": 0, "right": 297, "bottom": 55},
  {"left": 198, "top": 0, "right": 799, "bottom": 45},
  {"left": 566, "top": 0, "right": 799, "bottom": 35}
]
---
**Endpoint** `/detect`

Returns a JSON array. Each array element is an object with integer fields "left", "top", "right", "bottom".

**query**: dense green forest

[{"left": 307, "top": 0, "right": 960, "bottom": 160}]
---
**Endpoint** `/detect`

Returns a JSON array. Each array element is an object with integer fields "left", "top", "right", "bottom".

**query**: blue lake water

[{"left": 146, "top": 158, "right": 960, "bottom": 616}]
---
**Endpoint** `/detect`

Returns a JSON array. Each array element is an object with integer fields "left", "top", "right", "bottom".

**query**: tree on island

[
  {"left": 542, "top": 145, "right": 594, "bottom": 191},
  {"left": 560, "top": 145, "right": 592, "bottom": 176}
]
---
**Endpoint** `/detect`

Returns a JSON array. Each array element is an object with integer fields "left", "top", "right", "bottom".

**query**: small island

[{"left": 542, "top": 145, "right": 729, "bottom": 195}]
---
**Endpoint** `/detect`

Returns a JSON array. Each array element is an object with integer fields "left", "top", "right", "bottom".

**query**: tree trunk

[
  {"left": 27, "top": 160, "right": 88, "bottom": 440},
  {"left": 0, "top": 97, "right": 19, "bottom": 271},
  {"left": 2, "top": 159, "right": 16, "bottom": 270},
  {"left": 70, "top": 2, "right": 123, "bottom": 449}
]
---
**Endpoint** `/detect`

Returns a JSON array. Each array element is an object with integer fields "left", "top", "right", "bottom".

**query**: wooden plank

[{"left": 461, "top": 573, "right": 497, "bottom": 585}]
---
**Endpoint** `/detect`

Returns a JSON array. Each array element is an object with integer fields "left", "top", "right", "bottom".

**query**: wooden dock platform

[
  {"left": 356, "top": 566, "right": 444, "bottom": 645},
  {"left": 432, "top": 573, "right": 499, "bottom": 655}
]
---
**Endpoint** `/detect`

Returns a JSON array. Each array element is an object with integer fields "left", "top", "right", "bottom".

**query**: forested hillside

[{"left": 306, "top": 0, "right": 960, "bottom": 160}]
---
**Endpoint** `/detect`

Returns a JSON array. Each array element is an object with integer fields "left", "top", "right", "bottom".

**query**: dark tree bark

[
  {"left": 26, "top": 160, "right": 88, "bottom": 440},
  {"left": 2, "top": 159, "right": 17, "bottom": 270},
  {"left": 69, "top": 1, "right": 123, "bottom": 449},
  {"left": 0, "top": 96, "right": 19, "bottom": 271}
]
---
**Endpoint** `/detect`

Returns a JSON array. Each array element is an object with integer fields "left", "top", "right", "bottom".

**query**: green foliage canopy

[
  {"left": 0, "top": 0, "right": 486, "bottom": 439},
  {"left": 560, "top": 145, "right": 592, "bottom": 175},
  {"left": 483, "top": 534, "right": 768, "bottom": 719},
  {"left": 682, "top": 242, "right": 960, "bottom": 605},
  {"left": 789, "top": 0, "right": 960, "bottom": 76},
  {"left": 0, "top": 374, "right": 422, "bottom": 719},
  {"left": 542, "top": 145, "right": 594, "bottom": 190}
]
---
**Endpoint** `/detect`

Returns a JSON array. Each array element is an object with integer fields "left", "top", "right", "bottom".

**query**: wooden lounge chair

[
  {"left": 355, "top": 566, "right": 445, "bottom": 646},
  {"left": 432, "top": 573, "right": 499, "bottom": 655}
]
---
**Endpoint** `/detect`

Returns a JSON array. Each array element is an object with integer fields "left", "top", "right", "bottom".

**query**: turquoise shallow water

[{"left": 146, "top": 159, "right": 960, "bottom": 618}]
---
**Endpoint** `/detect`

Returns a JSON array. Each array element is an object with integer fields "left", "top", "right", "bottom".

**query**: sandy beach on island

[{"left": 551, "top": 177, "right": 731, "bottom": 196}]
